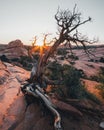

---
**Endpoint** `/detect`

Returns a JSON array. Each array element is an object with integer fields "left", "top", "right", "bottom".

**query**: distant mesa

[
  {"left": 8, "top": 39, "right": 23, "bottom": 47},
  {"left": 0, "top": 39, "right": 28, "bottom": 59}
]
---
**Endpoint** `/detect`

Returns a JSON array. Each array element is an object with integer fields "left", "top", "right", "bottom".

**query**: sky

[{"left": 0, "top": 0, "right": 104, "bottom": 45}]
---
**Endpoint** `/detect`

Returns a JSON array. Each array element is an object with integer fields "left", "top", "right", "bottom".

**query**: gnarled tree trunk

[{"left": 20, "top": 5, "right": 97, "bottom": 130}]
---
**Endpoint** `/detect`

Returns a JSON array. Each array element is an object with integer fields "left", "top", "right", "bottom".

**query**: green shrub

[
  {"left": 99, "top": 57, "right": 104, "bottom": 63},
  {"left": 19, "top": 56, "right": 32, "bottom": 63},
  {"left": 96, "top": 84, "right": 104, "bottom": 99},
  {"left": 19, "top": 56, "right": 33, "bottom": 70},
  {"left": 61, "top": 65, "right": 84, "bottom": 98},
  {"left": 99, "top": 67, "right": 104, "bottom": 82},
  {"left": 0, "top": 55, "right": 10, "bottom": 62},
  {"left": 46, "top": 63, "right": 99, "bottom": 102},
  {"left": 60, "top": 56, "right": 64, "bottom": 60},
  {"left": 68, "top": 54, "right": 79, "bottom": 60},
  {"left": 33, "top": 54, "right": 40, "bottom": 61},
  {"left": 89, "top": 59, "right": 94, "bottom": 62},
  {"left": 57, "top": 48, "right": 68, "bottom": 55},
  {"left": 46, "top": 61, "right": 63, "bottom": 80},
  {"left": 89, "top": 75, "right": 99, "bottom": 82},
  {"left": 11, "top": 58, "right": 19, "bottom": 62},
  {"left": 96, "top": 67, "right": 104, "bottom": 99}
]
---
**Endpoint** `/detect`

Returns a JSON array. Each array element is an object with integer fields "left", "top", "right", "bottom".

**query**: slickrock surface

[{"left": 0, "top": 60, "right": 103, "bottom": 130}]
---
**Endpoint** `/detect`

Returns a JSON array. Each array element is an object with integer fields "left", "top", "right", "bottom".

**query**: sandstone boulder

[
  {"left": 0, "top": 40, "right": 28, "bottom": 59},
  {"left": 8, "top": 40, "right": 23, "bottom": 47}
]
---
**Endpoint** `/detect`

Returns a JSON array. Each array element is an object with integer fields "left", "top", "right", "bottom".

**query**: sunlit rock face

[
  {"left": 0, "top": 61, "right": 30, "bottom": 129},
  {"left": 0, "top": 61, "right": 9, "bottom": 85},
  {"left": 0, "top": 61, "right": 55, "bottom": 130},
  {"left": 0, "top": 39, "right": 28, "bottom": 59},
  {"left": 0, "top": 60, "right": 103, "bottom": 130}
]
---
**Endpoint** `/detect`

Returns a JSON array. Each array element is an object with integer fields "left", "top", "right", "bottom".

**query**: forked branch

[{"left": 34, "top": 5, "right": 96, "bottom": 80}]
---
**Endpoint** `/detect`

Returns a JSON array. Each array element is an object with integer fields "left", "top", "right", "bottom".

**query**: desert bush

[
  {"left": 68, "top": 54, "right": 79, "bottom": 60},
  {"left": 46, "top": 63, "right": 99, "bottom": 102},
  {"left": 19, "top": 56, "right": 32, "bottom": 63},
  {"left": 59, "top": 56, "right": 64, "bottom": 60},
  {"left": 61, "top": 65, "right": 83, "bottom": 98},
  {"left": 89, "top": 75, "right": 99, "bottom": 82},
  {"left": 96, "top": 84, "right": 104, "bottom": 99},
  {"left": 60, "top": 65, "right": 95, "bottom": 100},
  {"left": 95, "top": 67, "right": 104, "bottom": 99},
  {"left": 88, "top": 59, "right": 94, "bottom": 62},
  {"left": 11, "top": 58, "right": 19, "bottom": 62},
  {"left": 99, "top": 57, "right": 104, "bottom": 63},
  {"left": 77, "top": 69, "right": 86, "bottom": 78},
  {"left": 98, "top": 67, "right": 104, "bottom": 83},
  {"left": 46, "top": 61, "right": 63, "bottom": 80},
  {"left": 19, "top": 56, "right": 33, "bottom": 70},
  {"left": 70, "top": 61, "right": 75, "bottom": 65},
  {"left": 57, "top": 48, "right": 68, "bottom": 56},
  {"left": 0, "top": 55, "right": 10, "bottom": 63}
]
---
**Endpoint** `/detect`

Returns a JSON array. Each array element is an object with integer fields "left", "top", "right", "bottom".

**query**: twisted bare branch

[{"left": 33, "top": 5, "right": 96, "bottom": 80}]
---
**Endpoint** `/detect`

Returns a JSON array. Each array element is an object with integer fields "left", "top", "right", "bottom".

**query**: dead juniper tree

[
  {"left": 34, "top": 5, "right": 96, "bottom": 82},
  {"left": 19, "top": 5, "right": 96, "bottom": 130}
]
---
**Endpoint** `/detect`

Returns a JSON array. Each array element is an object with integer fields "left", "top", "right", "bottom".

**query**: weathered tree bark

[{"left": 21, "top": 83, "right": 63, "bottom": 130}]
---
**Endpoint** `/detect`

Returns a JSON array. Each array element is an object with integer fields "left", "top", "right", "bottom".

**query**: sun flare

[{"left": 36, "top": 42, "right": 44, "bottom": 46}]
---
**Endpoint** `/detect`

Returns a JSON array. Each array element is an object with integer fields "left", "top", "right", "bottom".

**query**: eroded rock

[
  {"left": 0, "top": 40, "right": 28, "bottom": 59},
  {"left": 0, "top": 61, "right": 30, "bottom": 129}
]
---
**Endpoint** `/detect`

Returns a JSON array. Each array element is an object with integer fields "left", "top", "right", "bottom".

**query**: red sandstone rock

[
  {"left": 51, "top": 98, "right": 83, "bottom": 116},
  {"left": 0, "top": 61, "right": 103, "bottom": 130},
  {"left": 8, "top": 40, "right": 23, "bottom": 47},
  {"left": 0, "top": 40, "right": 28, "bottom": 59}
]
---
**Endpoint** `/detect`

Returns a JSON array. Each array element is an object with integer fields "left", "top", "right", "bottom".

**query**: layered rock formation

[{"left": 0, "top": 40, "right": 28, "bottom": 59}]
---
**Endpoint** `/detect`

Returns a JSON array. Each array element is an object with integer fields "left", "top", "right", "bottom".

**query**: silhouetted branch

[
  {"left": 42, "top": 33, "right": 53, "bottom": 46},
  {"left": 32, "top": 36, "right": 37, "bottom": 47},
  {"left": 34, "top": 5, "right": 96, "bottom": 80}
]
